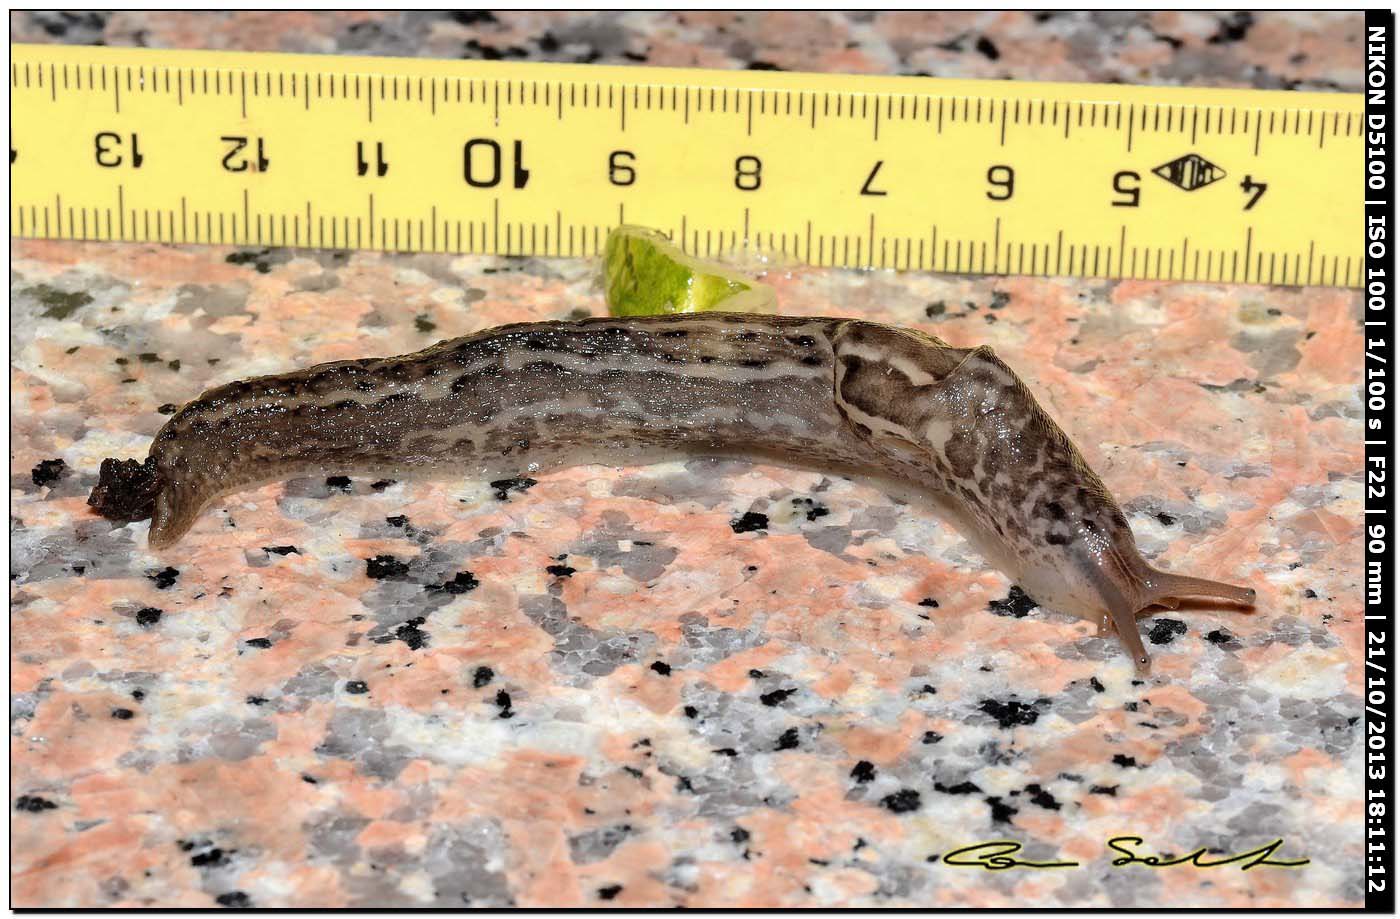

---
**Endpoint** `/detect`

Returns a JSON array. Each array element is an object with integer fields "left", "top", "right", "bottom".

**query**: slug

[{"left": 89, "top": 313, "right": 1254, "bottom": 672}]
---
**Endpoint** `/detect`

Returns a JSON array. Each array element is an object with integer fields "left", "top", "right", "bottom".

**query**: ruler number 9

[{"left": 985, "top": 165, "right": 1013, "bottom": 201}]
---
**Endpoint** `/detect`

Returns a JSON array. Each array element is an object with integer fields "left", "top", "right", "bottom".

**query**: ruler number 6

[
  {"left": 986, "top": 165, "right": 1013, "bottom": 201},
  {"left": 95, "top": 131, "right": 143, "bottom": 169}
]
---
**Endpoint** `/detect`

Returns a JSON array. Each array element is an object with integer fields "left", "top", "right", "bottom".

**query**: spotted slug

[{"left": 89, "top": 313, "right": 1254, "bottom": 672}]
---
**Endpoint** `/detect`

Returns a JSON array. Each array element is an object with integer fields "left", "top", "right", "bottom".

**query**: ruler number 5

[{"left": 95, "top": 131, "right": 143, "bottom": 169}]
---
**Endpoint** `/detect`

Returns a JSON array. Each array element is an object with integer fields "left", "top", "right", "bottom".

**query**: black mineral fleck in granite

[
  {"left": 649, "top": 661, "right": 672, "bottom": 676},
  {"left": 1026, "top": 783, "right": 1061, "bottom": 810},
  {"left": 987, "top": 586, "right": 1036, "bottom": 618},
  {"left": 495, "top": 690, "right": 514, "bottom": 718},
  {"left": 922, "top": 730, "right": 944, "bottom": 745},
  {"left": 215, "top": 891, "right": 251, "bottom": 908},
  {"left": 978, "top": 698, "right": 1047, "bottom": 728},
  {"left": 1148, "top": 618, "right": 1188, "bottom": 645},
  {"left": 489, "top": 476, "right": 537, "bottom": 500},
  {"left": 30, "top": 458, "right": 67, "bottom": 487},
  {"left": 881, "top": 789, "right": 922, "bottom": 813},
  {"left": 428, "top": 571, "right": 479, "bottom": 593},
  {"left": 131, "top": 689, "right": 145, "bottom": 701},
  {"left": 190, "top": 847, "right": 231, "bottom": 868},
  {"left": 730, "top": 826, "right": 750, "bottom": 844},
  {"left": 472, "top": 666, "right": 494, "bottom": 688},
  {"left": 1090, "top": 785, "right": 1119, "bottom": 796},
  {"left": 597, "top": 885, "right": 622, "bottom": 901},
  {"left": 245, "top": 696, "right": 267, "bottom": 706},
  {"left": 748, "top": 669, "right": 765, "bottom": 678},
  {"left": 986, "top": 796, "right": 1018, "bottom": 824},
  {"left": 546, "top": 563, "right": 576, "bottom": 578},
  {"left": 111, "top": 707, "right": 135, "bottom": 720},
  {"left": 370, "top": 479, "right": 396, "bottom": 491},
  {"left": 147, "top": 566, "right": 180, "bottom": 590},
  {"left": 385, "top": 515, "right": 409, "bottom": 528},
  {"left": 325, "top": 475, "right": 353, "bottom": 491},
  {"left": 759, "top": 688, "right": 795, "bottom": 707},
  {"left": 713, "top": 747, "right": 738, "bottom": 757},
  {"left": 135, "top": 607, "right": 163, "bottom": 627},
  {"left": 15, "top": 795, "right": 57, "bottom": 812},
  {"left": 730, "top": 511, "right": 769, "bottom": 534},
  {"left": 1156, "top": 512, "right": 1178, "bottom": 525},
  {"left": 263, "top": 545, "right": 300, "bottom": 556},
  {"left": 683, "top": 705, "right": 699, "bottom": 719},
  {"left": 244, "top": 637, "right": 273, "bottom": 649},
  {"left": 1205, "top": 628, "right": 1236, "bottom": 645},
  {"left": 345, "top": 680, "right": 369, "bottom": 695},
  {"left": 1113, "top": 754, "right": 1141, "bottom": 768},
  {"left": 157, "top": 402, "right": 179, "bottom": 414},
  {"left": 380, "top": 617, "right": 429, "bottom": 650},
  {"left": 1089, "top": 676, "right": 1105, "bottom": 693},
  {"left": 850, "top": 760, "right": 877, "bottom": 783},
  {"left": 365, "top": 555, "right": 411, "bottom": 580},
  {"left": 774, "top": 727, "right": 801, "bottom": 751},
  {"left": 935, "top": 780, "right": 982, "bottom": 796},
  {"left": 918, "top": 597, "right": 940, "bottom": 608}
]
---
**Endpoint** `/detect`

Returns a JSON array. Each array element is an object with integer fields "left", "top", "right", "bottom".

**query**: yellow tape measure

[{"left": 10, "top": 43, "right": 1365, "bottom": 287}]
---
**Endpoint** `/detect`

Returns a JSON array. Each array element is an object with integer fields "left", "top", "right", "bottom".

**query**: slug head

[{"left": 1080, "top": 532, "right": 1255, "bottom": 675}]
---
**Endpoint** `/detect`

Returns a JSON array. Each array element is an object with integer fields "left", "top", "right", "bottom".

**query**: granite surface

[{"left": 10, "top": 11, "right": 1365, "bottom": 909}]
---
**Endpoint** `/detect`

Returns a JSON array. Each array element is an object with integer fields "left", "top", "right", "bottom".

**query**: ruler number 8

[
  {"left": 986, "top": 165, "right": 1013, "bottom": 201},
  {"left": 735, "top": 156, "right": 762, "bottom": 192}
]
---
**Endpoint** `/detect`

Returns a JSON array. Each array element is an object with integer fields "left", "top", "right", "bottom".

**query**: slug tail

[{"left": 1143, "top": 569, "right": 1257, "bottom": 608}]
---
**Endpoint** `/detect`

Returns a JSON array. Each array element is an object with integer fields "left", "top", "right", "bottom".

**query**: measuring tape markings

[{"left": 10, "top": 45, "right": 1364, "bottom": 287}]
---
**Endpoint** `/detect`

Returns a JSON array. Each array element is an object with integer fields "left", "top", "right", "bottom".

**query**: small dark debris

[
  {"left": 489, "top": 476, "right": 537, "bottom": 501},
  {"left": 135, "top": 607, "right": 163, "bottom": 627},
  {"left": 31, "top": 458, "right": 67, "bottom": 487},
  {"left": 1147, "top": 618, "right": 1187, "bottom": 645},
  {"left": 147, "top": 566, "right": 180, "bottom": 590},
  {"left": 850, "top": 760, "right": 876, "bottom": 783},
  {"left": 345, "top": 680, "right": 369, "bottom": 695},
  {"left": 730, "top": 511, "right": 769, "bottom": 534},
  {"left": 987, "top": 586, "right": 1036, "bottom": 618},
  {"left": 880, "top": 789, "right": 922, "bottom": 813},
  {"left": 88, "top": 457, "right": 161, "bottom": 523}
]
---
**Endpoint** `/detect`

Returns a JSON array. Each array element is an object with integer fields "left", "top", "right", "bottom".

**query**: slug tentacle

[{"left": 89, "top": 312, "right": 1255, "bottom": 671}]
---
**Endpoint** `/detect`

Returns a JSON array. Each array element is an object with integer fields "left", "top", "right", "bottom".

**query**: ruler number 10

[{"left": 463, "top": 139, "right": 530, "bottom": 190}]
